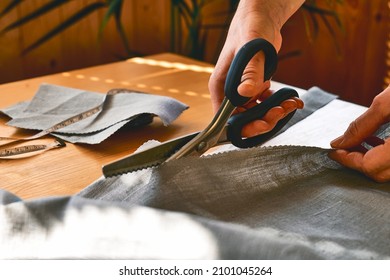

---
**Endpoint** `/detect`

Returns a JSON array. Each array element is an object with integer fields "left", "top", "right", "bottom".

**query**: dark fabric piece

[{"left": 78, "top": 145, "right": 390, "bottom": 259}]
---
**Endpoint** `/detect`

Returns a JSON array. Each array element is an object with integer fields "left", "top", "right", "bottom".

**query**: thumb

[
  {"left": 237, "top": 51, "right": 270, "bottom": 99},
  {"left": 331, "top": 106, "right": 385, "bottom": 149}
]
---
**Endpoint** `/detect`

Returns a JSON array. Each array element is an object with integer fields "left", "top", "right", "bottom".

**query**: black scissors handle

[
  {"left": 227, "top": 87, "right": 298, "bottom": 148},
  {"left": 224, "top": 38, "right": 278, "bottom": 107},
  {"left": 224, "top": 38, "right": 299, "bottom": 148}
]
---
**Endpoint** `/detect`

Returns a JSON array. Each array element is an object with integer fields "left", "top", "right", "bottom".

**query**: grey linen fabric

[
  {"left": 1, "top": 146, "right": 389, "bottom": 259},
  {"left": 1, "top": 84, "right": 188, "bottom": 144},
  {"left": 1, "top": 87, "right": 389, "bottom": 259},
  {"left": 274, "top": 86, "right": 337, "bottom": 136},
  {"left": 78, "top": 146, "right": 390, "bottom": 260}
]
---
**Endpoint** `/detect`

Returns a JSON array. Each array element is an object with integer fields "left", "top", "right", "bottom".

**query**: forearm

[
  {"left": 233, "top": 0, "right": 305, "bottom": 50},
  {"left": 209, "top": 0, "right": 305, "bottom": 113},
  {"left": 237, "top": 0, "right": 304, "bottom": 27}
]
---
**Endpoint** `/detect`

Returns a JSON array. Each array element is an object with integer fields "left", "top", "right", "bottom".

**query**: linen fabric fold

[{"left": 1, "top": 84, "right": 188, "bottom": 144}]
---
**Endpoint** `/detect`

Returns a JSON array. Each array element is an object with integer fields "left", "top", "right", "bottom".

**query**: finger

[
  {"left": 257, "top": 88, "right": 274, "bottom": 100},
  {"left": 257, "top": 92, "right": 304, "bottom": 109},
  {"left": 360, "top": 140, "right": 390, "bottom": 182},
  {"left": 234, "top": 83, "right": 271, "bottom": 112},
  {"left": 348, "top": 136, "right": 385, "bottom": 152},
  {"left": 329, "top": 140, "right": 390, "bottom": 182},
  {"left": 241, "top": 120, "right": 272, "bottom": 137},
  {"left": 328, "top": 149, "right": 365, "bottom": 172},
  {"left": 243, "top": 96, "right": 303, "bottom": 112},
  {"left": 279, "top": 98, "right": 303, "bottom": 113},
  {"left": 241, "top": 106, "right": 285, "bottom": 137},
  {"left": 240, "top": 99, "right": 303, "bottom": 137},
  {"left": 330, "top": 104, "right": 387, "bottom": 149},
  {"left": 209, "top": 50, "right": 235, "bottom": 113},
  {"left": 292, "top": 97, "right": 304, "bottom": 109},
  {"left": 329, "top": 149, "right": 390, "bottom": 182},
  {"left": 237, "top": 51, "right": 266, "bottom": 98}
]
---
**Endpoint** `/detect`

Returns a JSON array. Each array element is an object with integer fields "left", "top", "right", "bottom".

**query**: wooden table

[{"left": 0, "top": 53, "right": 217, "bottom": 200}]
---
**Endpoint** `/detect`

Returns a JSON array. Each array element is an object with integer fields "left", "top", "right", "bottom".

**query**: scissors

[{"left": 103, "top": 38, "right": 299, "bottom": 177}]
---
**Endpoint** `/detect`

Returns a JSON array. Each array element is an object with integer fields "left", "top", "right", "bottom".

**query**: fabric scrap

[{"left": 1, "top": 84, "right": 188, "bottom": 144}]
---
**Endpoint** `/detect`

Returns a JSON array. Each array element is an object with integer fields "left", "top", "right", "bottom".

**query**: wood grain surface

[{"left": 0, "top": 53, "right": 215, "bottom": 199}]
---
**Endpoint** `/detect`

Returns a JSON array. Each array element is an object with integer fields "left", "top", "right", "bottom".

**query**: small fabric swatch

[{"left": 1, "top": 84, "right": 188, "bottom": 144}]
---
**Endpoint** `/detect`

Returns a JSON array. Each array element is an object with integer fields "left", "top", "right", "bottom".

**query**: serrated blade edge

[{"left": 102, "top": 132, "right": 199, "bottom": 177}]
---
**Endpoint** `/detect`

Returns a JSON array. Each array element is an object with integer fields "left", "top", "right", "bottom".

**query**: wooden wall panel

[
  {"left": 59, "top": 0, "right": 102, "bottom": 71},
  {"left": 0, "top": 0, "right": 221, "bottom": 83},
  {"left": 386, "top": 29, "right": 390, "bottom": 85},
  {"left": 127, "top": 0, "right": 170, "bottom": 55},
  {"left": 0, "top": 0, "right": 167, "bottom": 85},
  {"left": 98, "top": 0, "right": 138, "bottom": 61},
  {"left": 0, "top": 0, "right": 388, "bottom": 107},
  {"left": 0, "top": 1, "right": 23, "bottom": 83},
  {"left": 275, "top": 0, "right": 389, "bottom": 106},
  {"left": 19, "top": 0, "right": 63, "bottom": 78}
]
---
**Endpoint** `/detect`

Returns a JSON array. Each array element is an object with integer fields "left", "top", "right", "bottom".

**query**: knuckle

[
  {"left": 346, "top": 120, "right": 360, "bottom": 137},
  {"left": 371, "top": 95, "right": 384, "bottom": 111},
  {"left": 371, "top": 93, "right": 390, "bottom": 121},
  {"left": 208, "top": 72, "right": 219, "bottom": 90},
  {"left": 209, "top": 67, "right": 226, "bottom": 85}
]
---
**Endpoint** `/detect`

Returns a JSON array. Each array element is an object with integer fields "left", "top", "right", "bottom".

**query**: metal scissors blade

[
  {"left": 102, "top": 129, "right": 230, "bottom": 177},
  {"left": 102, "top": 132, "right": 197, "bottom": 177},
  {"left": 167, "top": 38, "right": 279, "bottom": 161},
  {"left": 102, "top": 87, "right": 298, "bottom": 177},
  {"left": 103, "top": 38, "right": 298, "bottom": 177}
]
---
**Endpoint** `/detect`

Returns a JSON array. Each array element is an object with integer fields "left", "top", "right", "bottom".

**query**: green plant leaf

[
  {"left": 301, "top": 1, "right": 344, "bottom": 55},
  {"left": 319, "top": 12, "right": 342, "bottom": 57},
  {"left": 177, "top": 0, "right": 192, "bottom": 24},
  {"left": 22, "top": 1, "right": 107, "bottom": 55},
  {"left": 303, "top": 4, "right": 338, "bottom": 17},
  {"left": 0, "top": 0, "right": 24, "bottom": 17},
  {"left": 96, "top": 0, "right": 133, "bottom": 56},
  {"left": 302, "top": 9, "right": 319, "bottom": 43},
  {"left": 98, "top": 0, "right": 122, "bottom": 37},
  {"left": 0, "top": 0, "right": 70, "bottom": 35},
  {"left": 113, "top": 7, "right": 132, "bottom": 56},
  {"left": 176, "top": 3, "right": 192, "bottom": 30},
  {"left": 278, "top": 50, "right": 302, "bottom": 61}
]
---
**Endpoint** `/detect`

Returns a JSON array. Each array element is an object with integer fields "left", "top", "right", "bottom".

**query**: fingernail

[
  {"left": 295, "top": 98, "right": 304, "bottom": 109},
  {"left": 330, "top": 136, "right": 344, "bottom": 147}
]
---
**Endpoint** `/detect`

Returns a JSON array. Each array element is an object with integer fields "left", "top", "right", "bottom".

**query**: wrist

[{"left": 235, "top": 0, "right": 304, "bottom": 50}]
